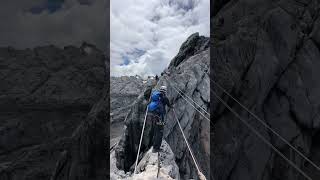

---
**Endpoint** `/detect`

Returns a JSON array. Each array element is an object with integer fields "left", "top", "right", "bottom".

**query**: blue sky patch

[
  {"left": 120, "top": 55, "right": 130, "bottom": 66},
  {"left": 120, "top": 49, "right": 146, "bottom": 66},
  {"left": 131, "top": 48, "right": 146, "bottom": 57},
  {"left": 110, "top": 0, "right": 209, "bottom": 77}
]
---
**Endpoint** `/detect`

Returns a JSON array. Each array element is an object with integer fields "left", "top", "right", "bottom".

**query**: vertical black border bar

[
  {"left": 106, "top": 0, "right": 110, "bottom": 179},
  {"left": 210, "top": 1, "right": 215, "bottom": 180}
]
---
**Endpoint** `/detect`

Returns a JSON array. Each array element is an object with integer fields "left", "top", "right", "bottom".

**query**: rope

[
  {"left": 211, "top": 89, "right": 312, "bottom": 180},
  {"left": 133, "top": 101, "right": 149, "bottom": 174},
  {"left": 172, "top": 108, "right": 206, "bottom": 180},
  {"left": 110, "top": 142, "right": 118, "bottom": 151},
  {"left": 167, "top": 77, "right": 210, "bottom": 117},
  {"left": 165, "top": 77, "right": 210, "bottom": 122},
  {"left": 133, "top": 79, "right": 210, "bottom": 175},
  {"left": 211, "top": 79, "right": 320, "bottom": 172},
  {"left": 164, "top": 76, "right": 210, "bottom": 117}
]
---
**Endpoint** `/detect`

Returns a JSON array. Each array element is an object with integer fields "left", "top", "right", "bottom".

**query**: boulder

[{"left": 110, "top": 140, "right": 180, "bottom": 180}]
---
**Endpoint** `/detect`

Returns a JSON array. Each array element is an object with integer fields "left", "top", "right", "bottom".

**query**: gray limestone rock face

[
  {"left": 212, "top": 0, "right": 320, "bottom": 180},
  {"left": 110, "top": 76, "right": 155, "bottom": 124},
  {"left": 115, "top": 33, "right": 210, "bottom": 179},
  {"left": 0, "top": 43, "right": 108, "bottom": 180},
  {"left": 111, "top": 140, "right": 180, "bottom": 180}
]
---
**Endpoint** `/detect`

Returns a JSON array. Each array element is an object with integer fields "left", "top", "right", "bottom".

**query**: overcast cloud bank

[
  {"left": 111, "top": 0, "right": 209, "bottom": 77},
  {"left": 0, "top": 0, "right": 107, "bottom": 50}
]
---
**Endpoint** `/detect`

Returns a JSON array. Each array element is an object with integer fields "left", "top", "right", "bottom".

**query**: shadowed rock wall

[{"left": 211, "top": 0, "right": 320, "bottom": 179}]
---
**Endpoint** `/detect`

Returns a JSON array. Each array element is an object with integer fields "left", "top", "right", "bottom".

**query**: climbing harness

[
  {"left": 172, "top": 108, "right": 207, "bottom": 180},
  {"left": 211, "top": 88, "right": 313, "bottom": 180},
  {"left": 133, "top": 82, "right": 209, "bottom": 178},
  {"left": 156, "top": 121, "right": 165, "bottom": 126},
  {"left": 133, "top": 91, "right": 168, "bottom": 174},
  {"left": 211, "top": 79, "right": 320, "bottom": 172}
]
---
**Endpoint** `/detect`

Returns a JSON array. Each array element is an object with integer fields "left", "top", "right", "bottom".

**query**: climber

[{"left": 147, "top": 85, "right": 172, "bottom": 153}]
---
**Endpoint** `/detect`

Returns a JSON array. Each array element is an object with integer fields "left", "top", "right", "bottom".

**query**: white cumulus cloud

[{"left": 110, "top": 0, "right": 210, "bottom": 78}]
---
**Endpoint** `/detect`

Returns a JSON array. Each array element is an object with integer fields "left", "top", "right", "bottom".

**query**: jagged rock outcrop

[
  {"left": 114, "top": 33, "right": 210, "bottom": 179},
  {"left": 0, "top": 43, "right": 108, "bottom": 180},
  {"left": 168, "top": 32, "right": 209, "bottom": 68},
  {"left": 111, "top": 140, "right": 180, "bottom": 180},
  {"left": 110, "top": 76, "right": 156, "bottom": 148},
  {"left": 212, "top": 0, "right": 320, "bottom": 180},
  {"left": 110, "top": 76, "right": 146, "bottom": 124}
]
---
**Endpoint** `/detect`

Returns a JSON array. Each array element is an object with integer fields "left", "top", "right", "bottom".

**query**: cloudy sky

[
  {"left": 0, "top": 0, "right": 107, "bottom": 50},
  {"left": 111, "top": 0, "right": 210, "bottom": 77}
]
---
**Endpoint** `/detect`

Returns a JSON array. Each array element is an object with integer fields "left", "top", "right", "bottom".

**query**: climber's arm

[{"left": 164, "top": 96, "right": 173, "bottom": 108}]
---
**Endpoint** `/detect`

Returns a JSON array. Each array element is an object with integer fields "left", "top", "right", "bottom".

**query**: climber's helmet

[{"left": 160, "top": 86, "right": 167, "bottom": 94}]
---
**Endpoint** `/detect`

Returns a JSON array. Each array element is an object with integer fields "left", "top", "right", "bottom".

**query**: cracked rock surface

[
  {"left": 110, "top": 140, "right": 180, "bottom": 180},
  {"left": 114, "top": 33, "right": 210, "bottom": 179},
  {"left": 110, "top": 76, "right": 156, "bottom": 149},
  {"left": 212, "top": 0, "right": 320, "bottom": 179},
  {"left": 0, "top": 43, "right": 108, "bottom": 180},
  {"left": 110, "top": 76, "right": 152, "bottom": 124}
]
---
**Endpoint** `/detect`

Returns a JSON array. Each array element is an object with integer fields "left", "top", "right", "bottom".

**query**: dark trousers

[
  {"left": 153, "top": 122, "right": 164, "bottom": 150},
  {"left": 145, "top": 113, "right": 164, "bottom": 151}
]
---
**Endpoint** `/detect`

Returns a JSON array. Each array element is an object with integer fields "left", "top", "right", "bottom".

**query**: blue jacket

[{"left": 156, "top": 93, "right": 171, "bottom": 120}]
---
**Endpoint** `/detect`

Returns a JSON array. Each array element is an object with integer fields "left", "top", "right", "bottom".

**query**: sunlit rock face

[
  {"left": 115, "top": 33, "right": 210, "bottom": 179},
  {"left": 110, "top": 140, "right": 180, "bottom": 180}
]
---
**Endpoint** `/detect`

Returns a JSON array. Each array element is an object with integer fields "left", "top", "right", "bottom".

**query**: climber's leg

[
  {"left": 158, "top": 125, "right": 164, "bottom": 149},
  {"left": 144, "top": 114, "right": 155, "bottom": 148},
  {"left": 153, "top": 123, "right": 164, "bottom": 152}
]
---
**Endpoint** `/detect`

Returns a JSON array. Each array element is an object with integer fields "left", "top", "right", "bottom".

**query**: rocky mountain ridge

[
  {"left": 114, "top": 32, "right": 210, "bottom": 179},
  {"left": 0, "top": 43, "right": 108, "bottom": 180},
  {"left": 110, "top": 75, "right": 155, "bottom": 123}
]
